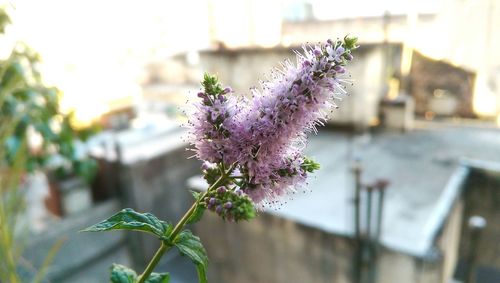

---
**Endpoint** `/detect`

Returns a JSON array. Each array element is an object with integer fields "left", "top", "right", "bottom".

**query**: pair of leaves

[
  {"left": 83, "top": 208, "right": 209, "bottom": 283},
  {"left": 110, "top": 264, "right": 169, "bottom": 283}
]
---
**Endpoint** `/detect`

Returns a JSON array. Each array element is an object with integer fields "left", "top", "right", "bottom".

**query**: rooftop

[
  {"left": 271, "top": 126, "right": 500, "bottom": 257},
  {"left": 190, "top": 125, "right": 500, "bottom": 258}
]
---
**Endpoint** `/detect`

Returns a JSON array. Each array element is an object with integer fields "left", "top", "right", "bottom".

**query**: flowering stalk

[
  {"left": 190, "top": 36, "right": 358, "bottom": 206},
  {"left": 136, "top": 169, "right": 230, "bottom": 283},
  {"left": 83, "top": 36, "right": 358, "bottom": 283}
]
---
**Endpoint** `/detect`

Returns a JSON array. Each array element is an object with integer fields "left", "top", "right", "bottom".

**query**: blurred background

[{"left": 1, "top": 0, "right": 499, "bottom": 282}]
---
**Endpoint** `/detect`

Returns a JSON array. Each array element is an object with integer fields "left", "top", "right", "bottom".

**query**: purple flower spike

[{"left": 188, "top": 38, "right": 358, "bottom": 207}]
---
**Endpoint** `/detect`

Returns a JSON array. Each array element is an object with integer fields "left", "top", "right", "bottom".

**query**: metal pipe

[
  {"left": 372, "top": 180, "right": 389, "bottom": 283},
  {"left": 353, "top": 160, "right": 362, "bottom": 240},
  {"left": 366, "top": 186, "right": 374, "bottom": 283},
  {"left": 351, "top": 159, "right": 363, "bottom": 283},
  {"left": 375, "top": 180, "right": 389, "bottom": 246},
  {"left": 366, "top": 186, "right": 373, "bottom": 242},
  {"left": 464, "top": 216, "right": 486, "bottom": 283}
]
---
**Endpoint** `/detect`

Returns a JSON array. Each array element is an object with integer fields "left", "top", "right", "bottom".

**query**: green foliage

[
  {"left": 203, "top": 188, "right": 256, "bottom": 222},
  {"left": 173, "top": 229, "right": 209, "bottom": 283},
  {"left": 145, "top": 272, "right": 170, "bottom": 283},
  {"left": 0, "top": 6, "right": 98, "bottom": 282},
  {"left": 343, "top": 35, "right": 359, "bottom": 51},
  {"left": 82, "top": 208, "right": 172, "bottom": 240},
  {"left": 110, "top": 264, "right": 170, "bottom": 283},
  {"left": 0, "top": 8, "right": 98, "bottom": 181},
  {"left": 300, "top": 156, "right": 321, "bottom": 173},
  {"left": 0, "top": 8, "right": 10, "bottom": 33},
  {"left": 201, "top": 73, "right": 224, "bottom": 96},
  {"left": 0, "top": 139, "right": 26, "bottom": 283},
  {"left": 202, "top": 165, "right": 221, "bottom": 186},
  {"left": 187, "top": 191, "right": 206, "bottom": 224},
  {"left": 110, "top": 264, "right": 137, "bottom": 283}
]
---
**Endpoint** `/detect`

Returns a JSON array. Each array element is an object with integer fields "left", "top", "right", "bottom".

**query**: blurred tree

[
  {"left": 0, "top": 6, "right": 99, "bottom": 282},
  {"left": 0, "top": 9, "right": 98, "bottom": 181}
]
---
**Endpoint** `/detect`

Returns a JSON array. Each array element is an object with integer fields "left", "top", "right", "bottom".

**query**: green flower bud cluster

[{"left": 202, "top": 186, "right": 256, "bottom": 222}]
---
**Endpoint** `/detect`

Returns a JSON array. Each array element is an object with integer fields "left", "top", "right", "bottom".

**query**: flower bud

[
  {"left": 204, "top": 187, "right": 256, "bottom": 222},
  {"left": 222, "top": 87, "right": 232, "bottom": 94},
  {"left": 209, "top": 197, "right": 216, "bottom": 205},
  {"left": 334, "top": 65, "right": 345, "bottom": 73},
  {"left": 215, "top": 205, "right": 223, "bottom": 214},
  {"left": 224, "top": 202, "right": 233, "bottom": 209}
]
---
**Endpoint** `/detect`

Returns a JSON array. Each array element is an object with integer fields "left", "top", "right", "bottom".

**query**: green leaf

[
  {"left": 145, "top": 272, "right": 170, "bottom": 283},
  {"left": 110, "top": 264, "right": 137, "bottom": 283},
  {"left": 174, "top": 229, "right": 208, "bottom": 283},
  {"left": 187, "top": 191, "right": 206, "bottom": 224},
  {"left": 343, "top": 35, "right": 359, "bottom": 50},
  {"left": 81, "top": 208, "right": 171, "bottom": 239},
  {"left": 109, "top": 263, "right": 170, "bottom": 283},
  {"left": 1, "top": 62, "right": 24, "bottom": 89},
  {"left": 190, "top": 190, "right": 202, "bottom": 200},
  {"left": 187, "top": 205, "right": 206, "bottom": 225}
]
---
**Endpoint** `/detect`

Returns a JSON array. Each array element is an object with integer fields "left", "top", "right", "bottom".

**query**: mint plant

[{"left": 83, "top": 36, "right": 358, "bottom": 283}]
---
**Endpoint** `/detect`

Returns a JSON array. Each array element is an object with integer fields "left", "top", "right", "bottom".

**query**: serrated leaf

[
  {"left": 110, "top": 264, "right": 137, "bottom": 283},
  {"left": 187, "top": 191, "right": 206, "bottom": 224},
  {"left": 187, "top": 205, "right": 206, "bottom": 224},
  {"left": 190, "top": 190, "right": 202, "bottom": 200},
  {"left": 82, "top": 208, "right": 171, "bottom": 239},
  {"left": 174, "top": 229, "right": 208, "bottom": 283},
  {"left": 146, "top": 272, "right": 170, "bottom": 283},
  {"left": 110, "top": 263, "right": 170, "bottom": 283}
]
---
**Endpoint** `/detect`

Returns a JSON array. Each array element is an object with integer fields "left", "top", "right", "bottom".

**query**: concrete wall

[
  {"left": 409, "top": 51, "right": 476, "bottom": 117},
  {"left": 193, "top": 208, "right": 445, "bottom": 283},
  {"left": 193, "top": 212, "right": 353, "bottom": 283},
  {"left": 21, "top": 200, "right": 131, "bottom": 283},
  {"left": 190, "top": 43, "right": 401, "bottom": 128},
  {"left": 460, "top": 170, "right": 500, "bottom": 268},
  {"left": 436, "top": 200, "right": 464, "bottom": 283},
  {"left": 281, "top": 14, "right": 436, "bottom": 46}
]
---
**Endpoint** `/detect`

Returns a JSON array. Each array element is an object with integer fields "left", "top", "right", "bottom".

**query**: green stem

[
  {"left": 136, "top": 242, "right": 169, "bottom": 283},
  {"left": 136, "top": 166, "right": 234, "bottom": 283}
]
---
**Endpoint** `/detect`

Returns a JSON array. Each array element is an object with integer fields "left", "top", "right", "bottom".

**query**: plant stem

[
  {"left": 136, "top": 241, "right": 169, "bottom": 283},
  {"left": 136, "top": 166, "right": 233, "bottom": 283}
]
